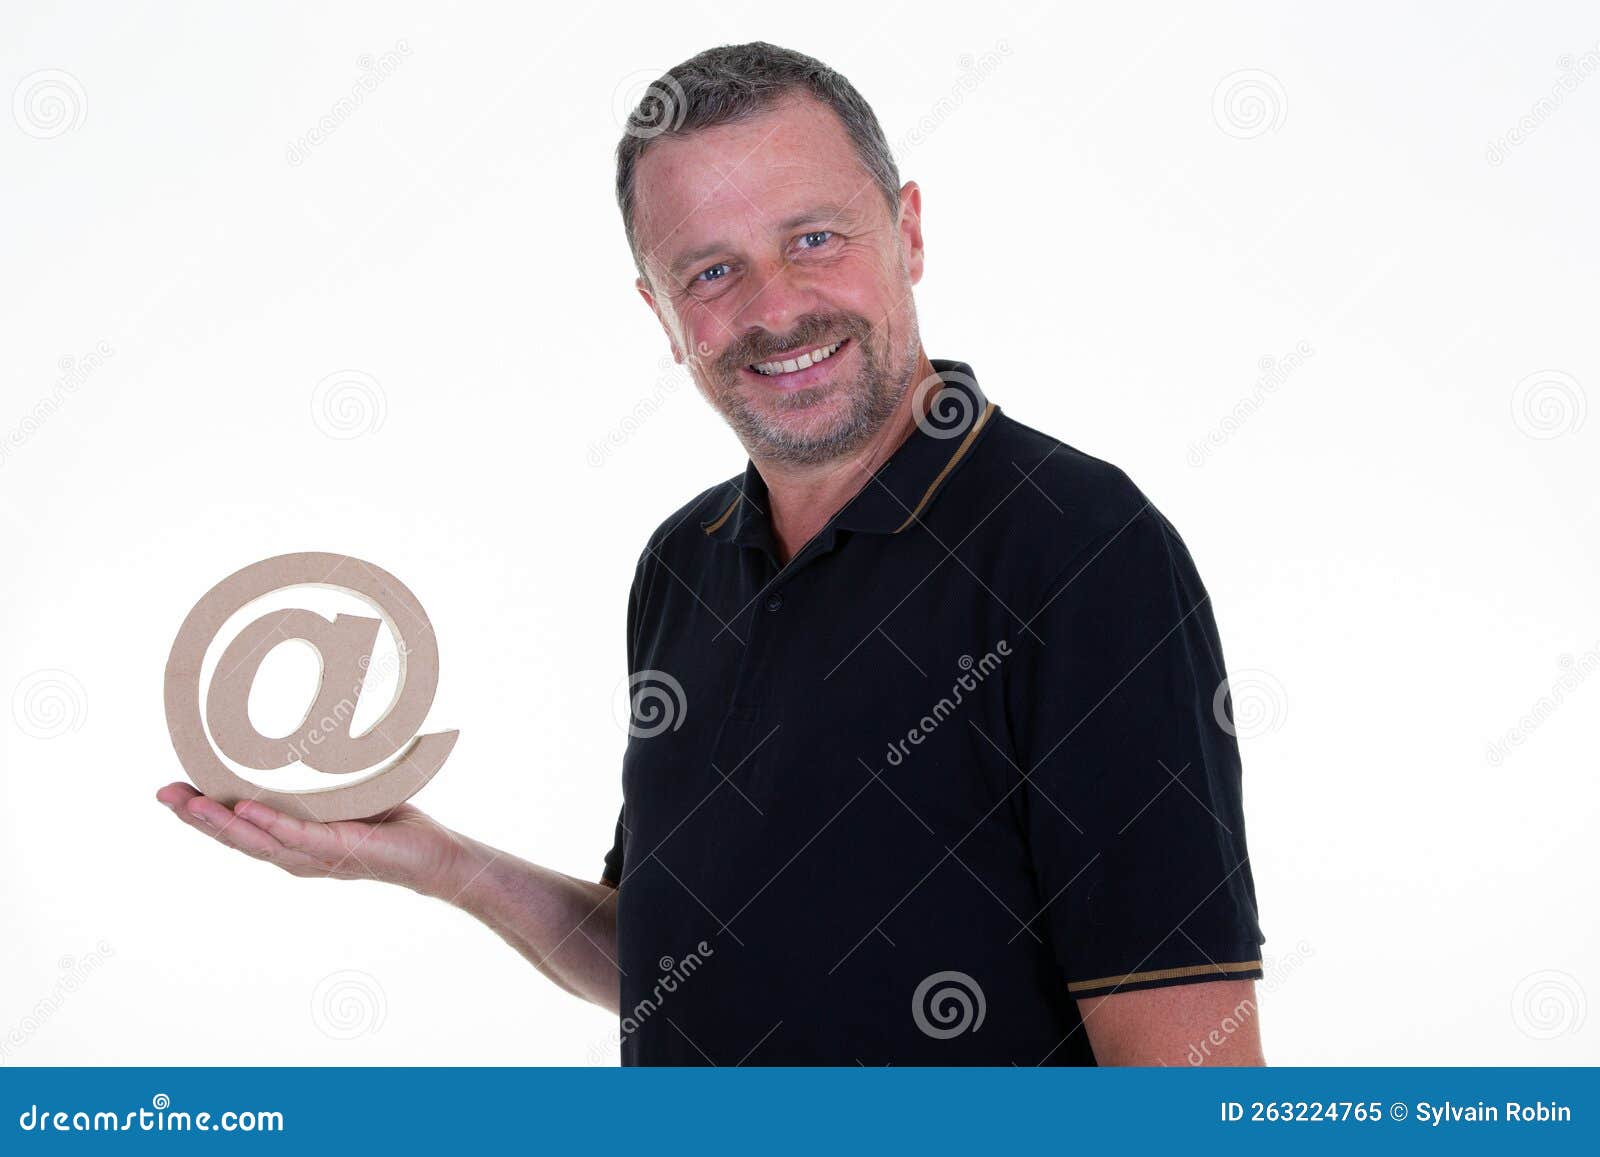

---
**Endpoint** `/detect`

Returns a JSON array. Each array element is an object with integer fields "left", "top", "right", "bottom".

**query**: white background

[{"left": 3, "top": 1, "right": 1596, "bottom": 1066}]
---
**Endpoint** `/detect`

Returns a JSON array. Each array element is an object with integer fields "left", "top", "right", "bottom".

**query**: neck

[{"left": 754, "top": 349, "right": 939, "bottom": 566}]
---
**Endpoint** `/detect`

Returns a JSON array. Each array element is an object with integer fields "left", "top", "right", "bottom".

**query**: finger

[
  {"left": 233, "top": 800, "right": 349, "bottom": 862},
  {"left": 158, "top": 789, "right": 328, "bottom": 877},
  {"left": 161, "top": 792, "right": 237, "bottom": 840},
  {"left": 159, "top": 787, "right": 224, "bottom": 835},
  {"left": 156, "top": 782, "right": 200, "bottom": 811},
  {"left": 182, "top": 796, "right": 301, "bottom": 864},
  {"left": 231, "top": 802, "right": 383, "bottom": 880}
]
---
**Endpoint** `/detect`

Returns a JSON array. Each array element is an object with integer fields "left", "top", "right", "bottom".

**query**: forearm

[{"left": 439, "top": 835, "right": 621, "bottom": 1014}]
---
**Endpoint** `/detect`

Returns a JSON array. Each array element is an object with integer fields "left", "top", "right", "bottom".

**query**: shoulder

[
  {"left": 630, "top": 471, "right": 743, "bottom": 575},
  {"left": 980, "top": 409, "right": 1151, "bottom": 525},
  {"left": 960, "top": 408, "right": 1177, "bottom": 599}
]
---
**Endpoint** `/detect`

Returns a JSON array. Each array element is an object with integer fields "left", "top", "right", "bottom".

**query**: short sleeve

[
  {"left": 601, "top": 547, "right": 651, "bottom": 886},
  {"left": 600, "top": 807, "right": 626, "bottom": 887},
  {"left": 1006, "top": 503, "right": 1264, "bottom": 999}
]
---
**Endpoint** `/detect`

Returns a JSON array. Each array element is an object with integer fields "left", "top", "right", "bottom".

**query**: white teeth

[{"left": 752, "top": 341, "right": 842, "bottom": 376}]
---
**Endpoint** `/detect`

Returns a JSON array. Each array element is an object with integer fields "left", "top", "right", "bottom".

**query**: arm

[
  {"left": 1008, "top": 504, "right": 1268, "bottom": 1064},
  {"left": 445, "top": 839, "right": 620, "bottom": 1012},
  {"left": 1078, "top": 979, "right": 1265, "bottom": 1066},
  {"left": 155, "top": 782, "right": 621, "bottom": 1014}
]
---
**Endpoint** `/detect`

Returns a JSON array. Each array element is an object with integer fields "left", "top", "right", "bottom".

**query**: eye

[
  {"left": 798, "top": 230, "right": 834, "bottom": 250},
  {"left": 694, "top": 262, "right": 730, "bottom": 285}
]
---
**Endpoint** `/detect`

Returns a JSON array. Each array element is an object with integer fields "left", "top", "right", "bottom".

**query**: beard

[{"left": 700, "top": 311, "right": 921, "bottom": 467}]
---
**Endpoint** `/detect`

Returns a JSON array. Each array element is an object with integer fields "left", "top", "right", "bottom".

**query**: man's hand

[
  {"left": 155, "top": 781, "right": 622, "bottom": 1012},
  {"left": 155, "top": 782, "right": 474, "bottom": 901}
]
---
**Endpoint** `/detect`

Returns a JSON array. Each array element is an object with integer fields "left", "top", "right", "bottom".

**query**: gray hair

[{"left": 614, "top": 42, "right": 902, "bottom": 284}]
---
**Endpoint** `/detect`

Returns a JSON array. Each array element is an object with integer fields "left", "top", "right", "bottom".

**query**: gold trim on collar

[
  {"left": 892, "top": 401, "right": 997, "bottom": 534},
  {"left": 1066, "top": 959, "right": 1263, "bottom": 995},
  {"left": 702, "top": 493, "right": 742, "bottom": 535}
]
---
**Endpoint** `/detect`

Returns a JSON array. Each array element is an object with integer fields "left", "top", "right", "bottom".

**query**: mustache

[{"left": 720, "top": 316, "right": 867, "bottom": 370}]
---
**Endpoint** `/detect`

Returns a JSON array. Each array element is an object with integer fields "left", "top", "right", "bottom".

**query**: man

[{"left": 158, "top": 41, "right": 1265, "bottom": 1066}]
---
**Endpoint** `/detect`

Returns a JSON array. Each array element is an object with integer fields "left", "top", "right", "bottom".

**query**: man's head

[{"left": 615, "top": 43, "right": 928, "bottom": 467}]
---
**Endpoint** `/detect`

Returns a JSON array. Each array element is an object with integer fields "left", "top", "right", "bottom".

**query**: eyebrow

[{"left": 667, "top": 203, "right": 858, "bottom": 279}]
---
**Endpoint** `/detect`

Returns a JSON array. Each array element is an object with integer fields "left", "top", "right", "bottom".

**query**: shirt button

[{"left": 765, "top": 591, "right": 784, "bottom": 613}]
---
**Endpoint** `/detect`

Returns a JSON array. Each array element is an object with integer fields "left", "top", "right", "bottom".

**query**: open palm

[{"left": 155, "top": 782, "right": 471, "bottom": 900}]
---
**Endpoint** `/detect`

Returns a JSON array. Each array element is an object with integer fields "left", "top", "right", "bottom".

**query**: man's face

[{"left": 632, "top": 93, "right": 926, "bottom": 466}]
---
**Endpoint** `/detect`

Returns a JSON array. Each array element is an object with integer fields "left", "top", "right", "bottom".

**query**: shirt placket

[{"left": 705, "top": 530, "right": 841, "bottom": 800}]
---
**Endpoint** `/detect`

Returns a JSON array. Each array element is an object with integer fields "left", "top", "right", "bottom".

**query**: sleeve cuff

[{"left": 1067, "top": 958, "right": 1263, "bottom": 998}]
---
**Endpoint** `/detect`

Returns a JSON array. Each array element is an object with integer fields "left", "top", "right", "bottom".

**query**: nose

[{"left": 732, "top": 254, "right": 817, "bottom": 347}]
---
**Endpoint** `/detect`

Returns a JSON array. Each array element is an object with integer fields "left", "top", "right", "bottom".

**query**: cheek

[
  {"left": 669, "top": 299, "right": 721, "bottom": 350},
  {"left": 840, "top": 246, "right": 909, "bottom": 309}
]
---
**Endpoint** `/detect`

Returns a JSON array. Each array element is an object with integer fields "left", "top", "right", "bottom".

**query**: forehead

[{"left": 632, "top": 93, "right": 881, "bottom": 272}]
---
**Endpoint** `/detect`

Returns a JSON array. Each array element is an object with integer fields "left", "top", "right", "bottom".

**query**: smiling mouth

[{"left": 746, "top": 339, "right": 846, "bottom": 377}]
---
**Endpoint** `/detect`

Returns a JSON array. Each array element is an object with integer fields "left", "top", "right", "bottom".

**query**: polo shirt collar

[{"left": 700, "top": 358, "right": 999, "bottom": 548}]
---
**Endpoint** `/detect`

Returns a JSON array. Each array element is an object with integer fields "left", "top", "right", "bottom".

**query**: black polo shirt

[{"left": 602, "top": 358, "right": 1263, "bottom": 1065}]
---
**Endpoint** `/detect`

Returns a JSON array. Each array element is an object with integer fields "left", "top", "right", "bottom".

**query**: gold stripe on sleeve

[{"left": 1067, "top": 959, "right": 1263, "bottom": 994}]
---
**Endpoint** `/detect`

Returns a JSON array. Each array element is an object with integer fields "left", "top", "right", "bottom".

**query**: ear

[
  {"left": 635, "top": 274, "right": 682, "bottom": 363},
  {"left": 896, "top": 181, "right": 925, "bottom": 286}
]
